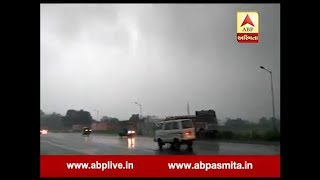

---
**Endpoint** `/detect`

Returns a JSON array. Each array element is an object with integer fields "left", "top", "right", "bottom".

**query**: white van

[{"left": 154, "top": 119, "right": 196, "bottom": 150}]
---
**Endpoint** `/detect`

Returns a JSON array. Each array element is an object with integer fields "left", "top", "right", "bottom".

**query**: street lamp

[
  {"left": 93, "top": 109, "right": 99, "bottom": 121},
  {"left": 134, "top": 102, "right": 142, "bottom": 118},
  {"left": 260, "top": 66, "right": 277, "bottom": 132}
]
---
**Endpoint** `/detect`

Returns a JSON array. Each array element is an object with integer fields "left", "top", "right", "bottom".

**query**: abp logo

[{"left": 237, "top": 12, "right": 259, "bottom": 43}]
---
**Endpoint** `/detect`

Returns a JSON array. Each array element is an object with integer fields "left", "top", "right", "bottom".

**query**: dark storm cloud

[{"left": 41, "top": 4, "right": 280, "bottom": 121}]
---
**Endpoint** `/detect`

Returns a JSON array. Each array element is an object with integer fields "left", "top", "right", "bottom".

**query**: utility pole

[
  {"left": 187, "top": 102, "right": 190, "bottom": 116},
  {"left": 135, "top": 102, "right": 142, "bottom": 118},
  {"left": 94, "top": 109, "right": 99, "bottom": 121}
]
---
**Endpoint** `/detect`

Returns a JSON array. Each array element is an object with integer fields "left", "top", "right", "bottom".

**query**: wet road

[{"left": 40, "top": 132, "right": 280, "bottom": 155}]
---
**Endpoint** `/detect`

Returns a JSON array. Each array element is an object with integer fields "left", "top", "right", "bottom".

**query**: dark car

[
  {"left": 119, "top": 128, "right": 136, "bottom": 138},
  {"left": 82, "top": 127, "right": 92, "bottom": 136}
]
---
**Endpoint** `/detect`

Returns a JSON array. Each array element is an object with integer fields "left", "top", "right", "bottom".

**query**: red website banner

[{"left": 40, "top": 155, "right": 280, "bottom": 178}]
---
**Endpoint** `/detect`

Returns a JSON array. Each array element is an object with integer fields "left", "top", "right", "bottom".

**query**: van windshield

[{"left": 182, "top": 120, "right": 193, "bottom": 129}]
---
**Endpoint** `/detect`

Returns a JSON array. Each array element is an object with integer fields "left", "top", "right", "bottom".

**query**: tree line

[
  {"left": 40, "top": 109, "right": 122, "bottom": 131},
  {"left": 224, "top": 117, "right": 280, "bottom": 130}
]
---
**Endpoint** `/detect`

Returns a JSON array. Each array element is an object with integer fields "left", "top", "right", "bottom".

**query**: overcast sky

[{"left": 40, "top": 4, "right": 280, "bottom": 121}]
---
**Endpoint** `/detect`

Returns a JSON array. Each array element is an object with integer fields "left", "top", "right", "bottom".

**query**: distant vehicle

[
  {"left": 154, "top": 117, "right": 196, "bottom": 150},
  {"left": 40, "top": 129, "right": 48, "bottom": 135},
  {"left": 119, "top": 128, "right": 136, "bottom": 138},
  {"left": 82, "top": 127, "right": 92, "bottom": 136}
]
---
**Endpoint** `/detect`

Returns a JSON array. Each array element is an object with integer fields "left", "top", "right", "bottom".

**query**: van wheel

[
  {"left": 157, "top": 139, "right": 163, "bottom": 150},
  {"left": 173, "top": 139, "right": 180, "bottom": 151},
  {"left": 187, "top": 142, "right": 193, "bottom": 150}
]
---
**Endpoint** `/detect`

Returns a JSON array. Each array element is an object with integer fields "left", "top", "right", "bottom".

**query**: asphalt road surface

[{"left": 40, "top": 132, "right": 280, "bottom": 155}]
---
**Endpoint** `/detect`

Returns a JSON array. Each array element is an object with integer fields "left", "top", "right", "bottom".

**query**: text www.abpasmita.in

[
  {"left": 168, "top": 161, "right": 253, "bottom": 171},
  {"left": 66, "top": 161, "right": 134, "bottom": 171}
]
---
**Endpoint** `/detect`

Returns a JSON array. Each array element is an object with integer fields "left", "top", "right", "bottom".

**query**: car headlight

[
  {"left": 131, "top": 131, "right": 135, "bottom": 134},
  {"left": 128, "top": 131, "right": 132, "bottom": 134}
]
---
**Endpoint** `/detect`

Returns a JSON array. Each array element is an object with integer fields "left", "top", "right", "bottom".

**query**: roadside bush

[
  {"left": 263, "top": 130, "right": 280, "bottom": 141},
  {"left": 251, "top": 130, "right": 263, "bottom": 140},
  {"left": 215, "top": 131, "right": 223, "bottom": 139},
  {"left": 221, "top": 131, "right": 234, "bottom": 139},
  {"left": 205, "top": 129, "right": 280, "bottom": 142},
  {"left": 235, "top": 132, "right": 251, "bottom": 140}
]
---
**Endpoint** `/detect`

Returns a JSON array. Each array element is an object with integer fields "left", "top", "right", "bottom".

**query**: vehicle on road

[
  {"left": 198, "top": 124, "right": 218, "bottom": 138},
  {"left": 119, "top": 128, "right": 136, "bottom": 138},
  {"left": 40, "top": 129, "right": 48, "bottom": 135},
  {"left": 82, "top": 127, "right": 92, "bottom": 136},
  {"left": 194, "top": 110, "right": 218, "bottom": 138},
  {"left": 154, "top": 117, "right": 196, "bottom": 151}
]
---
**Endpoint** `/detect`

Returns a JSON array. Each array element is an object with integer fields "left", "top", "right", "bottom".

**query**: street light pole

[
  {"left": 260, "top": 66, "right": 277, "bottom": 132},
  {"left": 270, "top": 71, "right": 276, "bottom": 125},
  {"left": 94, "top": 109, "right": 99, "bottom": 121},
  {"left": 135, "top": 102, "right": 142, "bottom": 118}
]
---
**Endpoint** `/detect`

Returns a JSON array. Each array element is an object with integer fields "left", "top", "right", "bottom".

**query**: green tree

[
  {"left": 109, "top": 117, "right": 119, "bottom": 123},
  {"left": 40, "top": 109, "right": 45, "bottom": 116},
  {"left": 101, "top": 116, "right": 110, "bottom": 122},
  {"left": 225, "top": 118, "right": 249, "bottom": 128},
  {"left": 62, "top": 110, "right": 77, "bottom": 129},
  {"left": 77, "top": 109, "right": 93, "bottom": 126},
  {"left": 101, "top": 116, "right": 119, "bottom": 124},
  {"left": 40, "top": 112, "right": 63, "bottom": 130},
  {"left": 62, "top": 109, "right": 93, "bottom": 129},
  {"left": 129, "top": 114, "right": 139, "bottom": 122},
  {"left": 258, "top": 117, "right": 269, "bottom": 126}
]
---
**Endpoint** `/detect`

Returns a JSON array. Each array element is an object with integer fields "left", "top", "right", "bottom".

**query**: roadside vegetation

[{"left": 204, "top": 117, "right": 280, "bottom": 142}]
